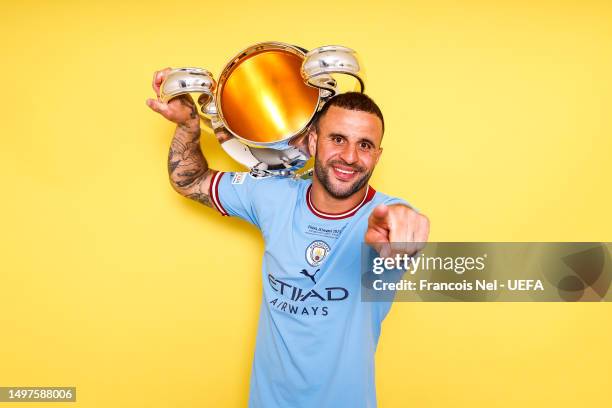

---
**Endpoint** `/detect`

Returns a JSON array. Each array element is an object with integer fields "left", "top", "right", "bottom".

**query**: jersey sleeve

[{"left": 208, "top": 171, "right": 294, "bottom": 228}]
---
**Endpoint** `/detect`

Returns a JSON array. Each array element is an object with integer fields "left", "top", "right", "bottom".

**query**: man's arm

[
  {"left": 166, "top": 117, "right": 214, "bottom": 207},
  {"left": 147, "top": 68, "right": 215, "bottom": 207}
]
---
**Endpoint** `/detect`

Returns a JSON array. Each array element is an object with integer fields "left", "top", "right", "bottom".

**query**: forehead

[{"left": 318, "top": 106, "right": 383, "bottom": 143}]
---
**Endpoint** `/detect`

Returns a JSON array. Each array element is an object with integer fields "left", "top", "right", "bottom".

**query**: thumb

[
  {"left": 369, "top": 204, "right": 389, "bottom": 228},
  {"left": 146, "top": 98, "right": 170, "bottom": 115}
]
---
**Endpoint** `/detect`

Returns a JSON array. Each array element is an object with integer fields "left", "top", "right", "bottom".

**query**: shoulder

[
  {"left": 371, "top": 188, "right": 408, "bottom": 206},
  {"left": 218, "top": 171, "right": 305, "bottom": 189},
  {"left": 216, "top": 171, "right": 308, "bottom": 204},
  {"left": 370, "top": 188, "right": 418, "bottom": 212},
  {"left": 211, "top": 172, "right": 309, "bottom": 222}
]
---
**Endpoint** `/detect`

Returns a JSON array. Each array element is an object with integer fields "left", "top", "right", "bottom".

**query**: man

[{"left": 147, "top": 68, "right": 429, "bottom": 407}]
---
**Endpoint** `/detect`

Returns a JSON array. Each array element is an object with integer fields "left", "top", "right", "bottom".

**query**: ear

[{"left": 308, "top": 128, "right": 318, "bottom": 157}]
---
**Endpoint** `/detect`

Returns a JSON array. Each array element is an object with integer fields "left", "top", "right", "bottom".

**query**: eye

[
  {"left": 359, "top": 142, "right": 372, "bottom": 151},
  {"left": 331, "top": 136, "right": 344, "bottom": 144}
]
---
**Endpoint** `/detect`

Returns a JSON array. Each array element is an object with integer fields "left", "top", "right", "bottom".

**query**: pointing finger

[{"left": 368, "top": 204, "right": 389, "bottom": 229}]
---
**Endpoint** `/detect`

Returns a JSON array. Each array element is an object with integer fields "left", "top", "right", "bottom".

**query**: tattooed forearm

[
  {"left": 186, "top": 192, "right": 212, "bottom": 207},
  {"left": 167, "top": 116, "right": 214, "bottom": 207}
]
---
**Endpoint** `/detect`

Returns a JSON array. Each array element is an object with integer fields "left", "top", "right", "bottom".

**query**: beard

[{"left": 314, "top": 156, "right": 373, "bottom": 199}]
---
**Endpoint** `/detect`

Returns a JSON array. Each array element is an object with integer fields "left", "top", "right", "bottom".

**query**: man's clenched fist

[
  {"left": 146, "top": 67, "right": 198, "bottom": 125},
  {"left": 365, "top": 204, "right": 429, "bottom": 257}
]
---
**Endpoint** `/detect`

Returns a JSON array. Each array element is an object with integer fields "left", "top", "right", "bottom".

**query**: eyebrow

[{"left": 328, "top": 132, "right": 377, "bottom": 146}]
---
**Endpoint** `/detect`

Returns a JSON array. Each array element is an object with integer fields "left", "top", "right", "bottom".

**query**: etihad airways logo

[
  {"left": 268, "top": 273, "right": 349, "bottom": 317},
  {"left": 268, "top": 274, "right": 349, "bottom": 301}
]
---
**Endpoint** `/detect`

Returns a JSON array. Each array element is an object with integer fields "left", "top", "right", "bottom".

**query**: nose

[{"left": 339, "top": 142, "right": 358, "bottom": 164}]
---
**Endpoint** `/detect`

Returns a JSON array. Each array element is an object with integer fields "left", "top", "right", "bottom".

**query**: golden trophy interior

[{"left": 218, "top": 49, "right": 320, "bottom": 144}]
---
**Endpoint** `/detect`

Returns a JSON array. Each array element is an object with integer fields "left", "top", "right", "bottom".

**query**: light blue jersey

[{"left": 209, "top": 171, "right": 407, "bottom": 408}]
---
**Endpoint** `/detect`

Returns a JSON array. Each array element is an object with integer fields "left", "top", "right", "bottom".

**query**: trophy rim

[{"left": 215, "top": 41, "right": 323, "bottom": 149}]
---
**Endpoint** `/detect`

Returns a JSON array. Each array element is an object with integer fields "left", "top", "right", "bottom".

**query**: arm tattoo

[
  {"left": 167, "top": 117, "right": 213, "bottom": 207},
  {"left": 178, "top": 96, "right": 198, "bottom": 119},
  {"left": 186, "top": 192, "right": 212, "bottom": 207}
]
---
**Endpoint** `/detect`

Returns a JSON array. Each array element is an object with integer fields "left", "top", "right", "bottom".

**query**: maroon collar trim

[{"left": 306, "top": 184, "right": 376, "bottom": 220}]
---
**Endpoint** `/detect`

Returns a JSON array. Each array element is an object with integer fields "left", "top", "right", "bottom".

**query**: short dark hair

[{"left": 312, "top": 92, "right": 385, "bottom": 134}]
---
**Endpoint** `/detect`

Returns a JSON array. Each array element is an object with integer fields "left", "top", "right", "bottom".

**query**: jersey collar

[{"left": 306, "top": 184, "right": 376, "bottom": 220}]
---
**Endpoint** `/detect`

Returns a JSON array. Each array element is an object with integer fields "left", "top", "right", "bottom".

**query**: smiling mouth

[
  {"left": 334, "top": 167, "right": 356, "bottom": 175},
  {"left": 332, "top": 165, "right": 360, "bottom": 181}
]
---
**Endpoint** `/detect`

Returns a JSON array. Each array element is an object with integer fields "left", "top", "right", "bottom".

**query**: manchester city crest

[{"left": 306, "top": 240, "right": 331, "bottom": 267}]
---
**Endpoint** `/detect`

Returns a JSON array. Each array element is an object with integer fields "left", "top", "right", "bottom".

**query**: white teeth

[{"left": 335, "top": 167, "right": 355, "bottom": 175}]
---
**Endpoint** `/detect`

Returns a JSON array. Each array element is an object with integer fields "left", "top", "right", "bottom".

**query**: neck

[{"left": 310, "top": 176, "right": 369, "bottom": 214}]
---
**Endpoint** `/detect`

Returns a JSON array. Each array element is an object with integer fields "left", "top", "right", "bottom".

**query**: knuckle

[{"left": 420, "top": 214, "right": 430, "bottom": 226}]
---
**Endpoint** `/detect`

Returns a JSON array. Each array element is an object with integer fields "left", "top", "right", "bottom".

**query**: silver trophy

[{"left": 160, "top": 42, "right": 365, "bottom": 178}]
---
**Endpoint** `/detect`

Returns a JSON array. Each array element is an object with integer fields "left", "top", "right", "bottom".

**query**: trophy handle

[
  {"left": 301, "top": 45, "right": 365, "bottom": 99},
  {"left": 159, "top": 67, "right": 218, "bottom": 123}
]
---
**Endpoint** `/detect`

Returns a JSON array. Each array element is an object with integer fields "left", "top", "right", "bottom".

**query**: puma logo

[{"left": 300, "top": 269, "right": 320, "bottom": 284}]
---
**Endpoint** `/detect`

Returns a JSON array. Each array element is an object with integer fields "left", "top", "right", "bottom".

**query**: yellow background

[{"left": 1, "top": 0, "right": 611, "bottom": 406}]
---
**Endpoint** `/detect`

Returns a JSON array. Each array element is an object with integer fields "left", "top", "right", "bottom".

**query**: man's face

[{"left": 308, "top": 106, "right": 383, "bottom": 199}]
